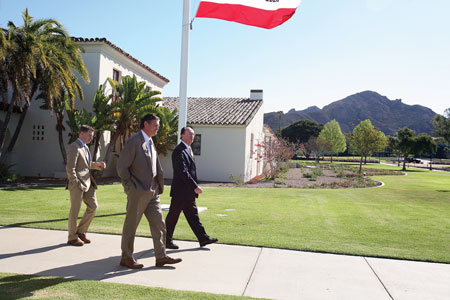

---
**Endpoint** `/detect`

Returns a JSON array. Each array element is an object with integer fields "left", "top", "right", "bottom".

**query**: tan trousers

[
  {"left": 68, "top": 185, "right": 98, "bottom": 241},
  {"left": 121, "top": 185, "right": 166, "bottom": 260}
]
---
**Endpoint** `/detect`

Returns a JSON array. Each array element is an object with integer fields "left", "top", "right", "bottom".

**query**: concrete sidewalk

[{"left": 0, "top": 227, "right": 449, "bottom": 300}]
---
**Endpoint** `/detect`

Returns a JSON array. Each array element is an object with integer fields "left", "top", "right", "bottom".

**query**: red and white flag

[{"left": 196, "top": 0, "right": 302, "bottom": 29}]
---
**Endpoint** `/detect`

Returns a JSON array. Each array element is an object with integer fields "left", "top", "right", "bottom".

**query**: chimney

[{"left": 250, "top": 89, "right": 263, "bottom": 100}]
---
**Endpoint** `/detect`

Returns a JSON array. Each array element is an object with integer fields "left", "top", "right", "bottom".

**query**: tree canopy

[
  {"left": 280, "top": 119, "right": 323, "bottom": 144},
  {"left": 349, "top": 119, "right": 387, "bottom": 172},
  {"left": 318, "top": 119, "right": 346, "bottom": 161},
  {"left": 432, "top": 108, "right": 450, "bottom": 143}
]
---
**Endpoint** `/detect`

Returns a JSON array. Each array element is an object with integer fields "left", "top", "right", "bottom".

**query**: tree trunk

[
  {"left": 429, "top": 156, "right": 432, "bottom": 171},
  {"left": 6, "top": 102, "right": 29, "bottom": 153},
  {"left": 0, "top": 93, "right": 16, "bottom": 161},
  {"left": 359, "top": 156, "right": 363, "bottom": 173},
  {"left": 93, "top": 131, "right": 101, "bottom": 162},
  {"left": 330, "top": 155, "right": 333, "bottom": 163},
  {"left": 103, "top": 129, "right": 121, "bottom": 165},
  {"left": 56, "top": 112, "right": 67, "bottom": 165},
  {"left": 402, "top": 157, "right": 407, "bottom": 171},
  {"left": 6, "top": 83, "right": 38, "bottom": 155},
  {"left": 364, "top": 155, "right": 367, "bottom": 164}
]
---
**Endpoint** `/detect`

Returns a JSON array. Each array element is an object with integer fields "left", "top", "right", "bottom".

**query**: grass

[
  {"left": 1, "top": 164, "right": 449, "bottom": 263},
  {"left": 0, "top": 273, "right": 262, "bottom": 300}
]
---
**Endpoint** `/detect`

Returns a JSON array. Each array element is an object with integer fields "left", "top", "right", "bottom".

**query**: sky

[{"left": 0, "top": 0, "right": 449, "bottom": 115}]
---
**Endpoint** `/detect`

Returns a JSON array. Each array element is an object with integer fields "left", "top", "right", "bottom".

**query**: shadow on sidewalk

[
  {"left": 0, "top": 243, "right": 66, "bottom": 260},
  {"left": 0, "top": 212, "right": 126, "bottom": 228},
  {"left": 31, "top": 249, "right": 181, "bottom": 281}
]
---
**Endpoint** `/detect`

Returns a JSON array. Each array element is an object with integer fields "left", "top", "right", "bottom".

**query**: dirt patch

[{"left": 202, "top": 165, "right": 402, "bottom": 189}]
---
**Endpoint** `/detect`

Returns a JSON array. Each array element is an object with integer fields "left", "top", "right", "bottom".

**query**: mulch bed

[{"left": 202, "top": 166, "right": 401, "bottom": 189}]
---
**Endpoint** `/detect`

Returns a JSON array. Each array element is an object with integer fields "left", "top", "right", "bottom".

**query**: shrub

[{"left": 0, "top": 163, "right": 23, "bottom": 183}]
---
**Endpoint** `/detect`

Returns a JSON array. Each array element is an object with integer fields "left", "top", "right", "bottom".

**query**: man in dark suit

[
  {"left": 66, "top": 125, "right": 105, "bottom": 246},
  {"left": 117, "top": 114, "right": 182, "bottom": 269},
  {"left": 165, "top": 126, "right": 218, "bottom": 249}
]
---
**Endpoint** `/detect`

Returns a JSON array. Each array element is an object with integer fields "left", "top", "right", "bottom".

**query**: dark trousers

[{"left": 165, "top": 196, "right": 208, "bottom": 242}]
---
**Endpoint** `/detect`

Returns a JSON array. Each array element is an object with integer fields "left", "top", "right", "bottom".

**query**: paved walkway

[{"left": 0, "top": 226, "right": 449, "bottom": 300}]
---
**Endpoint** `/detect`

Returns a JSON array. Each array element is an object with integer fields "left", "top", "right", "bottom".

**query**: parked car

[{"left": 406, "top": 157, "right": 421, "bottom": 163}]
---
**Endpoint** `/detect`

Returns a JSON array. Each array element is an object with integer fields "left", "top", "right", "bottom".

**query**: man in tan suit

[
  {"left": 66, "top": 125, "right": 105, "bottom": 246},
  {"left": 117, "top": 114, "right": 182, "bottom": 269}
]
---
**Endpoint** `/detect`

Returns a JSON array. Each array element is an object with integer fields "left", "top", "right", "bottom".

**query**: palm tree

[
  {"left": 103, "top": 75, "right": 160, "bottom": 164},
  {"left": 91, "top": 85, "right": 114, "bottom": 160},
  {"left": 153, "top": 106, "right": 178, "bottom": 156},
  {"left": 0, "top": 9, "right": 89, "bottom": 161}
]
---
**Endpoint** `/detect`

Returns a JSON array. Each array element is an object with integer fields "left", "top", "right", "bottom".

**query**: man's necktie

[
  {"left": 190, "top": 146, "right": 194, "bottom": 158},
  {"left": 84, "top": 145, "right": 90, "bottom": 165},
  {"left": 149, "top": 139, "right": 157, "bottom": 177}
]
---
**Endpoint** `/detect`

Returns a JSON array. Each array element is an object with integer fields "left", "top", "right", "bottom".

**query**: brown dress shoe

[
  {"left": 77, "top": 233, "right": 91, "bottom": 244},
  {"left": 120, "top": 257, "right": 143, "bottom": 269},
  {"left": 155, "top": 256, "right": 182, "bottom": 267},
  {"left": 67, "top": 239, "right": 83, "bottom": 246}
]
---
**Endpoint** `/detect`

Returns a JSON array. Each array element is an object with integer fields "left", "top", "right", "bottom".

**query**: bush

[{"left": 0, "top": 163, "right": 23, "bottom": 183}]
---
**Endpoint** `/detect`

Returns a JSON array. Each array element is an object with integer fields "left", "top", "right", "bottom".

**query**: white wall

[
  {"left": 160, "top": 125, "right": 247, "bottom": 183},
  {"left": 244, "top": 102, "right": 265, "bottom": 181}
]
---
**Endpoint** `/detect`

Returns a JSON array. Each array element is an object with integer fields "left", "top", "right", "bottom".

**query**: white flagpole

[{"left": 178, "top": 0, "right": 190, "bottom": 142}]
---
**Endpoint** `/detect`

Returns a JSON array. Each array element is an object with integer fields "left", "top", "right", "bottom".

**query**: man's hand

[
  {"left": 194, "top": 186, "right": 203, "bottom": 194},
  {"left": 92, "top": 162, "right": 106, "bottom": 170}
]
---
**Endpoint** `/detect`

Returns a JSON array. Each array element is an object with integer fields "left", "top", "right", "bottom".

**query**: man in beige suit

[
  {"left": 66, "top": 125, "right": 105, "bottom": 246},
  {"left": 117, "top": 114, "right": 182, "bottom": 269}
]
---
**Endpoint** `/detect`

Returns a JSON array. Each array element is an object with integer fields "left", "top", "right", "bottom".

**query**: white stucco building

[
  {"left": 0, "top": 37, "right": 169, "bottom": 177},
  {"left": 162, "top": 90, "right": 265, "bottom": 182},
  {"left": 1, "top": 37, "right": 266, "bottom": 183}
]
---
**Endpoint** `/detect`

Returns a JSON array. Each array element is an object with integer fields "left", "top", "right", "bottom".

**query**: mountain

[{"left": 264, "top": 91, "right": 437, "bottom": 135}]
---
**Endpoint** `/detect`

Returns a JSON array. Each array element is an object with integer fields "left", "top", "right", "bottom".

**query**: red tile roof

[
  {"left": 71, "top": 37, "right": 169, "bottom": 83},
  {"left": 163, "top": 97, "right": 263, "bottom": 126}
]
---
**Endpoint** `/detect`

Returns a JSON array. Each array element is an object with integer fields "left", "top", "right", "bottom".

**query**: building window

[
  {"left": 32, "top": 124, "right": 45, "bottom": 141},
  {"left": 112, "top": 69, "right": 121, "bottom": 101},
  {"left": 192, "top": 134, "right": 201, "bottom": 156}
]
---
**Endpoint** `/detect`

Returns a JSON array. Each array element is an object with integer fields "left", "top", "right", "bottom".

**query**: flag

[{"left": 195, "top": 0, "right": 302, "bottom": 29}]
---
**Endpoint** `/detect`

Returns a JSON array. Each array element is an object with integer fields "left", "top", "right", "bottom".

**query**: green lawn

[
  {"left": 0, "top": 273, "right": 262, "bottom": 300},
  {"left": 1, "top": 164, "right": 449, "bottom": 263}
]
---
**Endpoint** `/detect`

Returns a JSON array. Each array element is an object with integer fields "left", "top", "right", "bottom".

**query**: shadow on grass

[
  {"left": 437, "top": 190, "right": 450, "bottom": 193},
  {"left": 0, "top": 186, "right": 65, "bottom": 191},
  {"left": 0, "top": 212, "right": 126, "bottom": 228},
  {"left": 0, "top": 274, "right": 76, "bottom": 300}
]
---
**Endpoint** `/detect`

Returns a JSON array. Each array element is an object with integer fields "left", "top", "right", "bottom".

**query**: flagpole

[{"left": 178, "top": 0, "right": 190, "bottom": 142}]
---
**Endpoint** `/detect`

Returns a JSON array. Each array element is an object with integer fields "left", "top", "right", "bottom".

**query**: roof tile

[{"left": 163, "top": 97, "right": 263, "bottom": 126}]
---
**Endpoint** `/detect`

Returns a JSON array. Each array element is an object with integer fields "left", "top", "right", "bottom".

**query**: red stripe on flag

[{"left": 196, "top": 2, "right": 298, "bottom": 29}]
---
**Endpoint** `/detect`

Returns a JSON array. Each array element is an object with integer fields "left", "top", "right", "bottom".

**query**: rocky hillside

[{"left": 264, "top": 91, "right": 436, "bottom": 135}]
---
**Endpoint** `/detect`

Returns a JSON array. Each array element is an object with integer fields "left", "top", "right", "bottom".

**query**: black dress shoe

[
  {"left": 199, "top": 238, "right": 218, "bottom": 247},
  {"left": 166, "top": 241, "right": 179, "bottom": 249}
]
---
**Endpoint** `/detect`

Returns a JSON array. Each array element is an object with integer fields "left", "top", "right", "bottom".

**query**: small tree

[
  {"left": 318, "top": 119, "right": 347, "bottom": 162},
  {"left": 413, "top": 134, "right": 437, "bottom": 170},
  {"left": 304, "top": 136, "right": 322, "bottom": 163},
  {"left": 394, "top": 127, "right": 416, "bottom": 171},
  {"left": 432, "top": 108, "right": 450, "bottom": 143},
  {"left": 254, "top": 138, "right": 295, "bottom": 180},
  {"left": 349, "top": 120, "right": 387, "bottom": 173}
]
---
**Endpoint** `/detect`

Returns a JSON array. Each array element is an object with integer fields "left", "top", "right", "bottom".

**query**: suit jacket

[
  {"left": 170, "top": 142, "right": 198, "bottom": 199},
  {"left": 66, "top": 139, "right": 97, "bottom": 192},
  {"left": 116, "top": 131, "right": 164, "bottom": 194}
]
